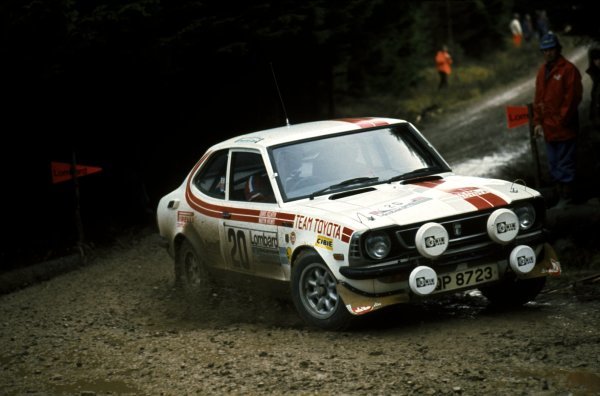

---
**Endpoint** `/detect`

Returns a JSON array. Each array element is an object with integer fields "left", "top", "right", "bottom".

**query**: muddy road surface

[{"left": 1, "top": 230, "right": 599, "bottom": 395}]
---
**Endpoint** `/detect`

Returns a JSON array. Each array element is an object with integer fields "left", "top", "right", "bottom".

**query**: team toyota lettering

[{"left": 294, "top": 215, "right": 342, "bottom": 239}]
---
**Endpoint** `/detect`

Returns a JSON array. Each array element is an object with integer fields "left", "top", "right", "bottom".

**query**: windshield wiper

[
  {"left": 309, "top": 176, "right": 379, "bottom": 199},
  {"left": 386, "top": 168, "right": 438, "bottom": 183}
]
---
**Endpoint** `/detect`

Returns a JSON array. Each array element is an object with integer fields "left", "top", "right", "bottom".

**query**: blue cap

[{"left": 540, "top": 32, "right": 560, "bottom": 50}]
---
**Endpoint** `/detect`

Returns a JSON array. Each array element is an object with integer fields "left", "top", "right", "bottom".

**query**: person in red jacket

[
  {"left": 533, "top": 32, "right": 582, "bottom": 207},
  {"left": 435, "top": 45, "right": 452, "bottom": 90}
]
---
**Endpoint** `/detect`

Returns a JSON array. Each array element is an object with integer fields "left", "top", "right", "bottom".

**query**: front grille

[
  {"left": 348, "top": 200, "right": 546, "bottom": 268},
  {"left": 396, "top": 210, "right": 493, "bottom": 251}
]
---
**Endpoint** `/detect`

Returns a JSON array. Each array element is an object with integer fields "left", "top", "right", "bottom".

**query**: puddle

[
  {"left": 566, "top": 371, "right": 600, "bottom": 394},
  {"left": 49, "top": 379, "right": 139, "bottom": 395},
  {"left": 451, "top": 144, "right": 529, "bottom": 177},
  {"left": 513, "top": 368, "right": 600, "bottom": 395}
]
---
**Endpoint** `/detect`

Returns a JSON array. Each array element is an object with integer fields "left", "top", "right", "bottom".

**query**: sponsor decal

[
  {"left": 290, "top": 232, "right": 296, "bottom": 245},
  {"left": 352, "top": 305, "right": 373, "bottom": 314},
  {"left": 442, "top": 186, "right": 507, "bottom": 209},
  {"left": 517, "top": 255, "right": 534, "bottom": 267},
  {"left": 315, "top": 235, "right": 333, "bottom": 250},
  {"left": 235, "top": 136, "right": 264, "bottom": 143},
  {"left": 294, "top": 215, "right": 352, "bottom": 242},
  {"left": 496, "top": 221, "right": 517, "bottom": 234},
  {"left": 250, "top": 230, "right": 278, "bottom": 256},
  {"left": 369, "top": 196, "right": 431, "bottom": 216},
  {"left": 278, "top": 247, "right": 290, "bottom": 265},
  {"left": 548, "top": 258, "right": 561, "bottom": 276},
  {"left": 177, "top": 211, "right": 194, "bottom": 226},
  {"left": 416, "top": 276, "right": 436, "bottom": 288},
  {"left": 425, "top": 235, "right": 446, "bottom": 248},
  {"left": 258, "top": 210, "right": 277, "bottom": 225},
  {"left": 349, "top": 302, "right": 382, "bottom": 315}
]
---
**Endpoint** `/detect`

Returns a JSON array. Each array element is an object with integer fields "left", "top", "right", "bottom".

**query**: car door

[
  {"left": 219, "top": 150, "right": 284, "bottom": 281},
  {"left": 189, "top": 149, "right": 229, "bottom": 269}
]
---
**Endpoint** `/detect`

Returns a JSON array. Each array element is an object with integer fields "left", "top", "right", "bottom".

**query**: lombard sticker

[
  {"left": 177, "top": 211, "right": 194, "bottom": 226},
  {"left": 290, "top": 232, "right": 296, "bottom": 245},
  {"left": 315, "top": 235, "right": 333, "bottom": 250},
  {"left": 250, "top": 230, "right": 278, "bottom": 256},
  {"left": 369, "top": 196, "right": 431, "bottom": 217}
]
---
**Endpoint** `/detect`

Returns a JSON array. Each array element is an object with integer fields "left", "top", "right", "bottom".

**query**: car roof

[{"left": 210, "top": 117, "right": 406, "bottom": 151}]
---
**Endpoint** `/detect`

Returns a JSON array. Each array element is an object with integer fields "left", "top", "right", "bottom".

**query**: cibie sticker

[{"left": 315, "top": 235, "right": 333, "bottom": 250}]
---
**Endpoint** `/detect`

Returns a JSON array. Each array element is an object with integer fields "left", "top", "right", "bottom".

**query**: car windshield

[{"left": 270, "top": 123, "right": 449, "bottom": 201}]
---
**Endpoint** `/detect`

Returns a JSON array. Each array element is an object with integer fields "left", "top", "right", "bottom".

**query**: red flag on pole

[
  {"left": 51, "top": 161, "right": 102, "bottom": 184},
  {"left": 506, "top": 105, "right": 530, "bottom": 129}
]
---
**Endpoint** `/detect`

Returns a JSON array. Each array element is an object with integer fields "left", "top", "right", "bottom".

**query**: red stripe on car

[{"left": 338, "top": 117, "right": 390, "bottom": 128}]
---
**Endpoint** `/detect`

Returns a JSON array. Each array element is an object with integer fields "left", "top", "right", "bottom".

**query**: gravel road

[{"left": 1, "top": 228, "right": 599, "bottom": 395}]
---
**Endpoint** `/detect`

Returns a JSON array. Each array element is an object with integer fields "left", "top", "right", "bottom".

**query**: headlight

[
  {"left": 514, "top": 204, "right": 536, "bottom": 231},
  {"left": 365, "top": 232, "right": 391, "bottom": 260}
]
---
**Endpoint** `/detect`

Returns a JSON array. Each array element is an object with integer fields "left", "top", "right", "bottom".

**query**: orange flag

[
  {"left": 51, "top": 161, "right": 102, "bottom": 184},
  {"left": 506, "top": 105, "right": 529, "bottom": 129}
]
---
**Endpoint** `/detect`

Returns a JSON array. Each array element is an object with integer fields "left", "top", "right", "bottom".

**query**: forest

[{"left": 1, "top": 0, "right": 597, "bottom": 269}]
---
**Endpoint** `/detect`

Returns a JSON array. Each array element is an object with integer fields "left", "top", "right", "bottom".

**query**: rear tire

[
  {"left": 176, "top": 239, "right": 214, "bottom": 301},
  {"left": 480, "top": 276, "right": 546, "bottom": 308},
  {"left": 291, "top": 251, "right": 353, "bottom": 330}
]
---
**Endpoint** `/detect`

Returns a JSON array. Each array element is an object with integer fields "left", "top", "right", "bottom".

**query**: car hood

[{"left": 298, "top": 175, "right": 539, "bottom": 228}]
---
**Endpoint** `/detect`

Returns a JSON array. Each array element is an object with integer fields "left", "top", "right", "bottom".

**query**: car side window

[
  {"left": 230, "top": 151, "right": 276, "bottom": 203},
  {"left": 193, "top": 150, "right": 228, "bottom": 199}
]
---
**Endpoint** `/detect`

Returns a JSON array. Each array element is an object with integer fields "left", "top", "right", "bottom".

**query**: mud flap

[
  {"left": 337, "top": 282, "right": 409, "bottom": 316},
  {"left": 523, "top": 243, "right": 561, "bottom": 278}
]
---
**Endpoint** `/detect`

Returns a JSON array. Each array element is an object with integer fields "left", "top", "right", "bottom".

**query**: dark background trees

[{"left": 1, "top": 0, "right": 597, "bottom": 269}]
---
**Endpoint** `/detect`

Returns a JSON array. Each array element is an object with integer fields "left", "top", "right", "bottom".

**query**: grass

[{"left": 337, "top": 36, "right": 581, "bottom": 123}]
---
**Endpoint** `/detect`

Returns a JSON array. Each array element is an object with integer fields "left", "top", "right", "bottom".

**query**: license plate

[{"left": 434, "top": 264, "right": 498, "bottom": 293}]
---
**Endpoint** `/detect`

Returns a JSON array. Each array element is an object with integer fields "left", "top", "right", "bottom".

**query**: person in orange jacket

[
  {"left": 533, "top": 32, "right": 583, "bottom": 207},
  {"left": 435, "top": 45, "right": 452, "bottom": 90}
]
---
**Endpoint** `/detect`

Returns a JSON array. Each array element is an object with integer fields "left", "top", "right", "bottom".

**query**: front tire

[
  {"left": 175, "top": 239, "right": 214, "bottom": 300},
  {"left": 291, "top": 251, "right": 353, "bottom": 330},
  {"left": 480, "top": 276, "right": 546, "bottom": 308}
]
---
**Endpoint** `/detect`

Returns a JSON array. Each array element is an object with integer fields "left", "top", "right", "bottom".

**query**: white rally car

[{"left": 157, "top": 117, "right": 561, "bottom": 329}]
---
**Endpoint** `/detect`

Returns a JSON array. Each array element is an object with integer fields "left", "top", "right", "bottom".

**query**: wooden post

[
  {"left": 527, "top": 103, "right": 541, "bottom": 188},
  {"left": 70, "top": 151, "right": 86, "bottom": 261}
]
